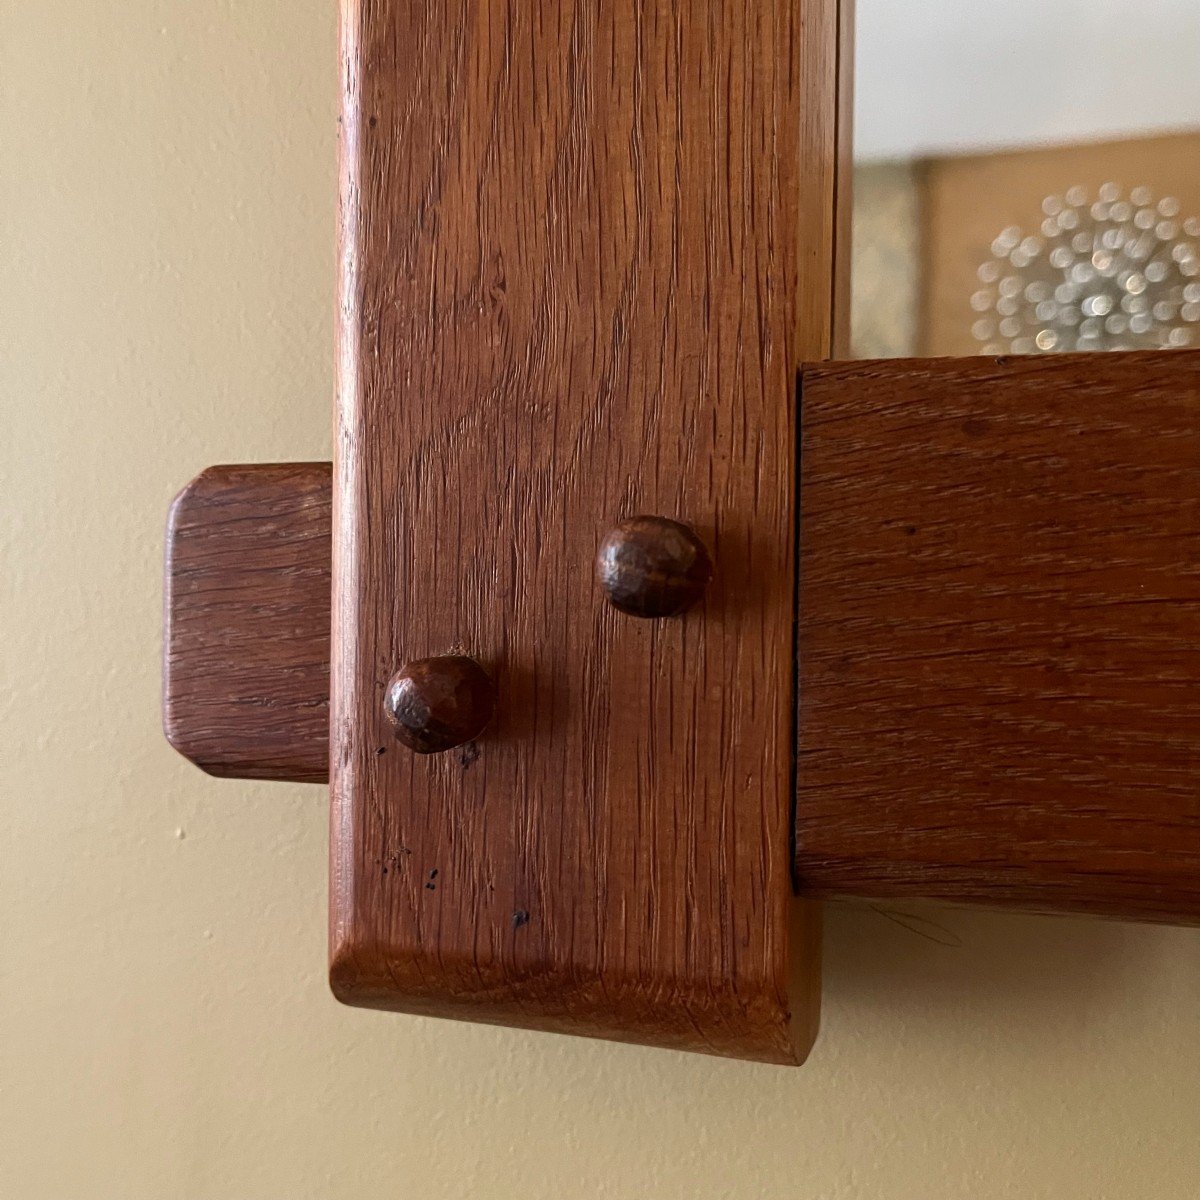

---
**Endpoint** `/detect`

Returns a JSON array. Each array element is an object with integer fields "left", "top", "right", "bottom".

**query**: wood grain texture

[
  {"left": 796, "top": 351, "right": 1200, "bottom": 922},
  {"left": 332, "top": 0, "right": 837, "bottom": 1061},
  {"left": 163, "top": 463, "right": 331, "bottom": 784}
]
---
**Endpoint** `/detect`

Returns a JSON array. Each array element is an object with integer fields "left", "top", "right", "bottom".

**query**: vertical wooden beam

[
  {"left": 799, "top": 0, "right": 851, "bottom": 360},
  {"left": 332, "top": 0, "right": 838, "bottom": 1060},
  {"left": 831, "top": 0, "right": 855, "bottom": 356}
]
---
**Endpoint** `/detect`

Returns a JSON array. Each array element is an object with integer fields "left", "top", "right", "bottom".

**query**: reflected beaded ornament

[{"left": 971, "top": 184, "right": 1200, "bottom": 354}]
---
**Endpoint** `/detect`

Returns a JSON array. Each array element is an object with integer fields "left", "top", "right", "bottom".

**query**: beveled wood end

[{"left": 163, "top": 462, "right": 331, "bottom": 784}]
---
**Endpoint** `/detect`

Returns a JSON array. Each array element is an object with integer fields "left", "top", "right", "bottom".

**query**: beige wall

[{"left": 4, "top": 3, "right": 1200, "bottom": 1197}]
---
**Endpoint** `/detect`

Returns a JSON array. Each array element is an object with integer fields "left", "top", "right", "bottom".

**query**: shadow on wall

[{"left": 821, "top": 896, "right": 1193, "bottom": 1026}]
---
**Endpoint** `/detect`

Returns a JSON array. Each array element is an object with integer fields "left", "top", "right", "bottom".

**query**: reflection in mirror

[{"left": 851, "top": 0, "right": 1200, "bottom": 358}]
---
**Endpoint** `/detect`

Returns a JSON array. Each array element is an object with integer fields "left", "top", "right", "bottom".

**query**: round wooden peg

[
  {"left": 384, "top": 655, "right": 496, "bottom": 754},
  {"left": 596, "top": 516, "right": 713, "bottom": 618}
]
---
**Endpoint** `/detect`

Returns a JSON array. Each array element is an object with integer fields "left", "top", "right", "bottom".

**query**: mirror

[{"left": 851, "top": 0, "right": 1200, "bottom": 358}]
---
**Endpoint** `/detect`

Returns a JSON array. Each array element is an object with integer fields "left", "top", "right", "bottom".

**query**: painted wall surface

[{"left": 4, "top": 3, "right": 1200, "bottom": 1197}]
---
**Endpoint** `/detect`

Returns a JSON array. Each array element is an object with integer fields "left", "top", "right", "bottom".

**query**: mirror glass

[{"left": 852, "top": 0, "right": 1200, "bottom": 358}]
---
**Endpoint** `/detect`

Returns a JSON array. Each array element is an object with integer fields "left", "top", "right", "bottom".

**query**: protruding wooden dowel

[{"left": 163, "top": 462, "right": 331, "bottom": 784}]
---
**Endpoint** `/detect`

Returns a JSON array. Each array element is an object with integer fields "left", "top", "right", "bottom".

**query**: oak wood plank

[
  {"left": 163, "top": 463, "right": 331, "bottom": 784},
  {"left": 331, "top": 0, "right": 836, "bottom": 1061},
  {"left": 796, "top": 350, "right": 1200, "bottom": 922}
]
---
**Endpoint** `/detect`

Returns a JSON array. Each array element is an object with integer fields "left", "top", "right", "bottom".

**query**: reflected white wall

[{"left": 857, "top": 0, "right": 1200, "bottom": 160}]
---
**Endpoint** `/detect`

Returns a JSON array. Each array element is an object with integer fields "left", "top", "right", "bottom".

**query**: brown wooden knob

[
  {"left": 596, "top": 516, "right": 713, "bottom": 618},
  {"left": 384, "top": 655, "right": 496, "bottom": 754}
]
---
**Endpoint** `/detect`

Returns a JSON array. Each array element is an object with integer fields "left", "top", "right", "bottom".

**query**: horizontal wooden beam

[
  {"left": 163, "top": 351, "right": 1200, "bottom": 925},
  {"left": 796, "top": 350, "right": 1200, "bottom": 924},
  {"left": 163, "top": 463, "right": 330, "bottom": 784}
]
